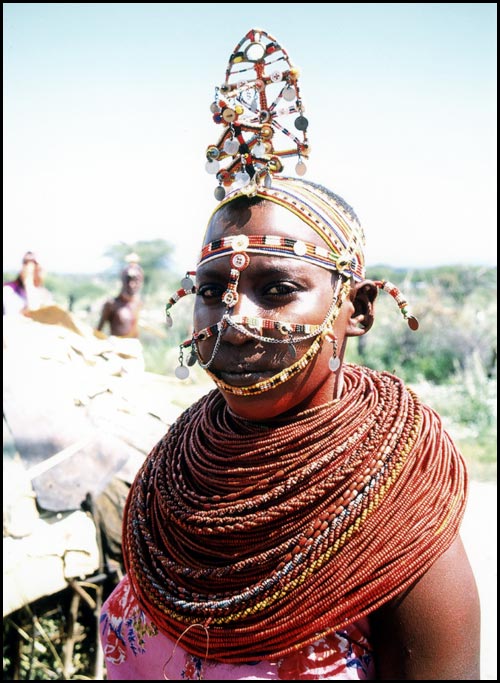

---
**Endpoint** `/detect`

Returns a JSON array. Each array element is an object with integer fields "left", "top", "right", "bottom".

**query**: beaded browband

[
  {"left": 200, "top": 235, "right": 349, "bottom": 273},
  {"left": 203, "top": 177, "right": 367, "bottom": 282}
]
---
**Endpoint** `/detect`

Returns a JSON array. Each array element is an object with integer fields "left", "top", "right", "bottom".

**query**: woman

[
  {"left": 100, "top": 178, "right": 479, "bottom": 680},
  {"left": 3, "top": 251, "right": 53, "bottom": 315},
  {"left": 100, "top": 29, "right": 480, "bottom": 680}
]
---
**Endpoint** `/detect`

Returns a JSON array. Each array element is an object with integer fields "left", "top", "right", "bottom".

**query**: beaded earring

[
  {"left": 174, "top": 346, "right": 189, "bottom": 380},
  {"left": 164, "top": 271, "right": 197, "bottom": 380},
  {"left": 175, "top": 340, "right": 198, "bottom": 380},
  {"left": 324, "top": 329, "right": 340, "bottom": 372},
  {"left": 375, "top": 280, "right": 419, "bottom": 331},
  {"left": 165, "top": 272, "right": 196, "bottom": 328}
]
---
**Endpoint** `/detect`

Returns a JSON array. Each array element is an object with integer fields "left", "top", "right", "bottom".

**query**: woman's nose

[{"left": 221, "top": 293, "right": 258, "bottom": 346}]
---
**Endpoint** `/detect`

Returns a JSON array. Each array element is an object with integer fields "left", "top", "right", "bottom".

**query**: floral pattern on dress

[
  {"left": 102, "top": 576, "right": 374, "bottom": 680},
  {"left": 179, "top": 653, "right": 205, "bottom": 680},
  {"left": 277, "top": 624, "right": 373, "bottom": 680},
  {"left": 100, "top": 577, "right": 158, "bottom": 665}
]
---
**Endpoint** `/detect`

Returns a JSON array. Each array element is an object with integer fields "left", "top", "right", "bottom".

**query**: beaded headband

[{"left": 205, "top": 177, "right": 366, "bottom": 282}]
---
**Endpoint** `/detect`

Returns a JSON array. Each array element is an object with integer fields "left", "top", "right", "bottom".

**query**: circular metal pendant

[
  {"left": 175, "top": 366, "right": 189, "bottom": 380},
  {"left": 329, "top": 357, "right": 340, "bottom": 372}
]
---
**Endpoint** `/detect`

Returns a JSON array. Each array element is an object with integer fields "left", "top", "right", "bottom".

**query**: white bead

[
  {"left": 253, "top": 142, "right": 267, "bottom": 157},
  {"left": 205, "top": 159, "right": 220, "bottom": 174},
  {"left": 231, "top": 234, "right": 250, "bottom": 251},
  {"left": 235, "top": 170, "right": 250, "bottom": 186},
  {"left": 295, "top": 160, "right": 307, "bottom": 176},
  {"left": 283, "top": 86, "right": 296, "bottom": 102},
  {"left": 245, "top": 42, "right": 265, "bottom": 61},
  {"left": 266, "top": 235, "right": 281, "bottom": 246},
  {"left": 223, "top": 138, "right": 239, "bottom": 155},
  {"left": 293, "top": 240, "right": 307, "bottom": 256}
]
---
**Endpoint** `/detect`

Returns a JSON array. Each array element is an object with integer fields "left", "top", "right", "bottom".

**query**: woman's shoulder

[{"left": 369, "top": 535, "right": 480, "bottom": 679}]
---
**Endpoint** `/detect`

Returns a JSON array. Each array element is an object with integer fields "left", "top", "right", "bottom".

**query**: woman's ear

[{"left": 346, "top": 280, "right": 378, "bottom": 337}]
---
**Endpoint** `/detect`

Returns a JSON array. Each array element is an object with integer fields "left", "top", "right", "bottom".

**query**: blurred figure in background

[
  {"left": 96, "top": 261, "right": 144, "bottom": 338},
  {"left": 3, "top": 251, "right": 53, "bottom": 315}
]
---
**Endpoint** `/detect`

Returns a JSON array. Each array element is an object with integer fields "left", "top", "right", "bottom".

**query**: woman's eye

[
  {"left": 196, "top": 280, "right": 301, "bottom": 303},
  {"left": 263, "top": 282, "right": 299, "bottom": 297},
  {"left": 197, "top": 284, "right": 224, "bottom": 301}
]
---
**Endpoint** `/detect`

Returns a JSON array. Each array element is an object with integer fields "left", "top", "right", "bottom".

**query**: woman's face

[{"left": 194, "top": 199, "right": 355, "bottom": 420}]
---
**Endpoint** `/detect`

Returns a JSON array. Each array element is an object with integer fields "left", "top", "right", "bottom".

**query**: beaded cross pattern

[{"left": 206, "top": 28, "right": 310, "bottom": 200}]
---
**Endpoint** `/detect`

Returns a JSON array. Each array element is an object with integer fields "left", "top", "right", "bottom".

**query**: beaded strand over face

[{"left": 192, "top": 278, "right": 348, "bottom": 396}]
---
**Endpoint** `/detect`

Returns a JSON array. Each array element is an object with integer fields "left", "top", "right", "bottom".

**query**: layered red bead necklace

[{"left": 123, "top": 364, "right": 467, "bottom": 664}]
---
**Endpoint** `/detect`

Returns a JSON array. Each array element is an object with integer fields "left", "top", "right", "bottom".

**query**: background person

[
  {"left": 96, "top": 262, "right": 144, "bottom": 338},
  {"left": 3, "top": 251, "right": 53, "bottom": 315}
]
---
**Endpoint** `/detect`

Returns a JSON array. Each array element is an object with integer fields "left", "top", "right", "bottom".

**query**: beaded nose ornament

[{"left": 205, "top": 28, "right": 310, "bottom": 200}]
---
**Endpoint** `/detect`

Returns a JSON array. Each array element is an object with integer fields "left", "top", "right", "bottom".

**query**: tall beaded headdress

[{"left": 205, "top": 28, "right": 310, "bottom": 201}]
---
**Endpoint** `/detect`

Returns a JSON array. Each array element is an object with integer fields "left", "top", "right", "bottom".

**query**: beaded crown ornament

[{"left": 205, "top": 28, "right": 310, "bottom": 200}]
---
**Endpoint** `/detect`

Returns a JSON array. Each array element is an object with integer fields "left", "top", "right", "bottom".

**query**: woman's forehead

[{"left": 204, "top": 200, "right": 329, "bottom": 248}]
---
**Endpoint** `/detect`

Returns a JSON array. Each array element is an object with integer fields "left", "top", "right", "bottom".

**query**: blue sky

[{"left": 3, "top": 3, "right": 497, "bottom": 275}]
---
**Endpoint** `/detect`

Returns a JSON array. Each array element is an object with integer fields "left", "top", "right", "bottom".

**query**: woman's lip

[{"left": 216, "top": 369, "right": 277, "bottom": 386}]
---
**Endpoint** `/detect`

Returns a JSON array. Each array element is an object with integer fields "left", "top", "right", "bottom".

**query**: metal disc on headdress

[{"left": 206, "top": 29, "right": 310, "bottom": 198}]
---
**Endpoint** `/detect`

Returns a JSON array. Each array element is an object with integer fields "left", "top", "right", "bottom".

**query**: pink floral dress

[{"left": 100, "top": 575, "right": 375, "bottom": 680}]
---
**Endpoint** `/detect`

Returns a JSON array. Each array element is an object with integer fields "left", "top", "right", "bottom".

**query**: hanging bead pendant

[
  {"left": 329, "top": 357, "right": 340, "bottom": 372},
  {"left": 175, "top": 365, "right": 189, "bottom": 380}
]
